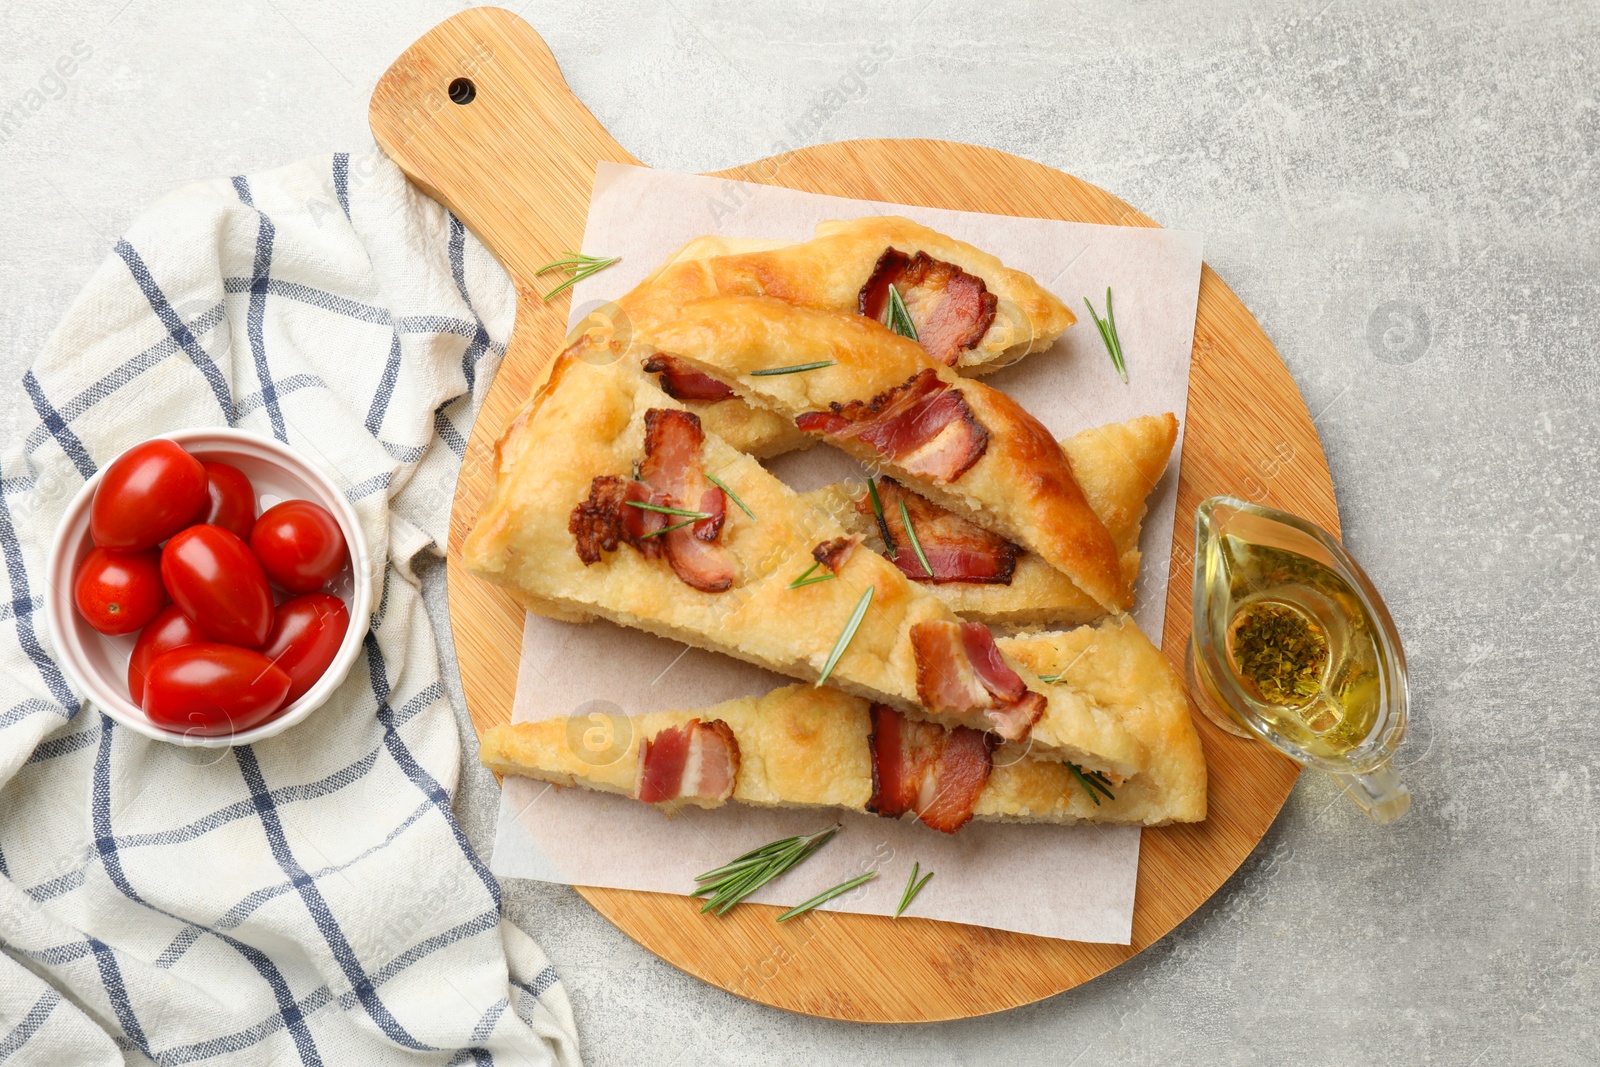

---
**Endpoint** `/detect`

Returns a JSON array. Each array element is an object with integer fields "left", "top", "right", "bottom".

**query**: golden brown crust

[
  {"left": 481, "top": 618, "right": 1205, "bottom": 826},
  {"left": 801, "top": 413, "right": 1178, "bottom": 628},
  {"left": 459, "top": 341, "right": 1145, "bottom": 775},
  {"left": 636, "top": 297, "right": 1130, "bottom": 612},
  {"left": 621, "top": 216, "right": 1074, "bottom": 369},
  {"left": 991, "top": 617, "right": 1207, "bottom": 824},
  {"left": 622, "top": 218, "right": 1075, "bottom": 456}
]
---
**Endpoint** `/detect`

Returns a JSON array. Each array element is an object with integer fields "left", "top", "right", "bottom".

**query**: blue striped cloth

[{"left": 0, "top": 152, "right": 579, "bottom": 1066}]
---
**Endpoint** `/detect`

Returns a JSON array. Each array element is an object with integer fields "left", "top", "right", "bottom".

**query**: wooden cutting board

[{"left": 370, "top": 7, "right": 1325, "bottom": 1023}]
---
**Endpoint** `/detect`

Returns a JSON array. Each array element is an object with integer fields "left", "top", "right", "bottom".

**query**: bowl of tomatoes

[{"left": 44, "top": 429, "right": 374, "bottom": 746}]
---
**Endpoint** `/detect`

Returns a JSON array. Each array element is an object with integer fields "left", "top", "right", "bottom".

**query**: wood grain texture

[{"left": 371, "top": 7, "right": 1326, "bottom": 1023}]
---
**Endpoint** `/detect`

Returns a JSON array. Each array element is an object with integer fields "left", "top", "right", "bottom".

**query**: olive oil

[
  {"left": 1188, "top": 497, "right": 1411, "bottom": 823},
  {"left": 1217, "top": 539, "right": 1380, "bottom": 761}
]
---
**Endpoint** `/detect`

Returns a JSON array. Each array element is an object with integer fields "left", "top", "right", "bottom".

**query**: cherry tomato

[
  {"left": 141, "top": 643, "right": 291, "bottom": 736},
  {"left": 127, "top": 604, "right": 206, "bottom": 704},
  {"left": 250, "top": 500, "right": 349, "bottom": 594},
  {"left": 200, "top": 462, "right": 257, "bottom": 541},
  {"left": 73, "top": 547, "right": 167, "bottom": 635},
  {"left": 160, "top": 525, "right": 275, "bottom": 646},
  {"left": 90, "top": 439, "right": 207, "bottom": 550},
  {"left": 259, "top": 592, "right": 349, "bottom": 705}
]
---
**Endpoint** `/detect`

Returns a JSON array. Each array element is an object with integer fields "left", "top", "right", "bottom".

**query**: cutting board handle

[{"left": 369, "top": 7, "right": 639, "bottom": 287}]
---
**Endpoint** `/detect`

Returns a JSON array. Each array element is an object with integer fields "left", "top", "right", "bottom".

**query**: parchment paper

[{"left": 488, "top": 163, "right": 1202, "bottom": 944}]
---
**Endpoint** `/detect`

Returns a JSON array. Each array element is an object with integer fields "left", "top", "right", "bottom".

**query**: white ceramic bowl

[{"left": 43, "top": 428, "right": 374, "bottom": 747}]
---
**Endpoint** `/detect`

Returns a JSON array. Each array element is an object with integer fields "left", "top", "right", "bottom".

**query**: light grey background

[{"left": 3, "top": 2, "right": 1595, "bottom": 1064}]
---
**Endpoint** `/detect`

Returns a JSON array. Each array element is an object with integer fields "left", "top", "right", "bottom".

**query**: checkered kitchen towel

[{"left": 0, "top": 152, "right": 580, "bottom": 1066}]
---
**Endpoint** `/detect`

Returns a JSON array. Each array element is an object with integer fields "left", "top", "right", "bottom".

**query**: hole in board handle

[{"left": 448, "top": 78, "right": 476, "bottom": 105}]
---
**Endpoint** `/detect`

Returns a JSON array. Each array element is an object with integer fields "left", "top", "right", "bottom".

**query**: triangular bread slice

[
  {"left": 614, "top": 217, "right": 1075, "bottom": 456},
  {"left": 635, "top": 296, "right": 1131, "bottom": 611},
  {"left": 479, "top": 616, "right": 1206, "bottom": 830},
  {"left": 460, "top": 342, "right": 1146, "bottom": 777},
  {"left": 802, "top": 413, "right": 1179, "bottom": 628}
]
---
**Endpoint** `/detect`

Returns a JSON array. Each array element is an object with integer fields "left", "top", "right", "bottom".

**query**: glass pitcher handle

[{"left": 1331, "top": 762, "right": 1411, "bottom": 824}]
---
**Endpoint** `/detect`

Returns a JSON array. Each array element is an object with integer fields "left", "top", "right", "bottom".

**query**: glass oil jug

[{"left": 1187, "top": 496, "right": 1411, "bottom": 824}]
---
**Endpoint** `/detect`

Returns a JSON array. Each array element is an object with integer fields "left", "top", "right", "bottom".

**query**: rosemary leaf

[
  {"left": 1038, "top": 673, "right": 1061, "bottom": 683},
  {"left": 899, "top": 499, "right": 932, "bottom": 577},
  {"left": 624, "top": 501, "right": 710, "bottom": 519},
  {"left": 1065, "top": 761, "right": 1117, "bottom": 805},
  {"left": 816, "top": 585, "right": 873, "bottom": 687},
  {"left": 535, "top": 252, "right": 620, "bottom": 301},
  {"left": 865, "top": 476, "right": 895, "bottom": 550},
  {"left": 787, "top": 561, "right": 836, "bottom": 590},
  {"left": 895, "top": 863, "right": 935, "bottom": 918},
  {"left": 692, "top": 825, "right": 841, "bottom": 915},
  {"left": 704, "top": 472, "right": 755, "bottom": 520},
  {"left": 1083, "top": 288, "right": 1129, "bottom": 384},
  {"left": 777, "top": 870, "right": 879, "bottom": 922},
  {"left": 639, "top": 517, "right": 698, "bottom": 539},
  {"left": 885, "top": 284, "right": 919, "bottom": 341},
  {"left": 749, "top": 360, "right": 836, "bottom": 376}
]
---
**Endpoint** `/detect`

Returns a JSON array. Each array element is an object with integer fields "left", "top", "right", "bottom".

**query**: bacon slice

[
  {"left": 568, "top": 409, "right": 736, "bottom": 591},
  {"left": 636, "top": 718, "right": 740, "bottom": 805},
  {"left": 859, "top": 478, "right": 1018, "bottom": 584},
  {"left": 643, "top": 353, "right": 735, "bottom": 403},
  {"left": 812, "top": 536, "right": 859, "bottom": 573},
  {"left": 794, "top": 369, "right": 989, "bottom": 483},
  {"left": 910, "top": 620, "right": 1047, "bottom": 742},
  {"left": 867, "top": 704, "right": 994, "bottom": 834},
  {"left": 858, "top": 248, "right": 999, "bottom": 366}
]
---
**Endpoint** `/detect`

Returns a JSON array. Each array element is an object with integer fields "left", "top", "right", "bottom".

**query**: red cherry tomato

[
  {"left": 127, "top": 604, "right": 206, "bottom": 704},
  {"left": 141, "top": 643, "right": 291, "bottom": 736},
  {"left": 73, "top": 547, "right": 167, "bottom": 635},
  {"left": 259, "top": 592, "right": 349, "bottom": 705},
  {"left": 200, "top": 462, "right": 257, "bottom": 541},
  {"left": 160, "top": 525, "right": 275, "bottom": 646},
  {"left": 250, "top": 500, "right": 349, "bottom": 594},
  {"left": 90, "top": 439, "right": 207, "bottom": 550}
]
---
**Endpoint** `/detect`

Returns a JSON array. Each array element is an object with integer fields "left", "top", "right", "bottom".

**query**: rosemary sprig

[
  {"left": 777, "top": 870, "right": 879, "bottom": 922},
  {"left": 1065, "top": 761, "right": 1117, "bottom": 806},
  {"left": 885, "top": 284, "right": 918, "bottom": 341},
  {"left": 865, "top": 476, "right": 895, "bottom": 549},
  {"left": 639, "top": 517, "right": 698, "bottom": 539},
  {"left": 787, "top": 561, "right": 836, "bottom": 589},
  {"left": 692, "top": 825, "right": 841, "bottom": 915},
  {"left": 816, "top": 585, "right": 873, "bottom": 686},
  {"left": 898, "top": 499, "right": 932, "bottom": 577},
  {"left": 624, "top": 500, "right": 710, "bottom": 519},
  {"left": 1082, "top": 287, "right": 1128, "bottom": 384},
  {"left": 895, "top": 862, "right": 935, "bottom": 918},
  {"left": 749, "top": 360, "right": 836, "bottom": 376},
  {"left": 705, "top": 472, "right": 755, "bottom": 520},
  {"left": 535, "top": 252, "right": 620, "bottom": 301}
]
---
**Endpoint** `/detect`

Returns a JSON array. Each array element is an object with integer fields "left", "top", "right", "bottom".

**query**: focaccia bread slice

[
  {"left": 479, "top": 617, "right": 1206, "bottom": 832},
  {"left": 460, "top": 340, "right": 1146, "bottom": 777},
  {"left": 635, "top": 296, "right": 1131, "bottom": 612},
  {"left": 612, "top": 217, "right": 1075, "bottom": 456},
  {"left": 802, "top": 413, "right": 1179, "bottom": 628}
]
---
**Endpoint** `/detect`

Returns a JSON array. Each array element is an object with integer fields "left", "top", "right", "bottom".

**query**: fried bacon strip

[
  {"left": 859, "top": 477, "right": 1018, "bottom": 584},
  {"left": 858, "top": 248, "right": 999, "bottom": 366},
  {"left": 794, "top": 369, "right": 989, "bottom": 483},
  {"left": 568, "top": 409, "right": 737, "bottom": 592},
  {"left": 636, "top": 718, "right": 740, "bottom": 805},
  {"left": 867, "top": 703, "right": 994, "bottom": 834},
  {"left": 643, "top": 353, "right": 736, "bottom": 403},
  {"left": 910, "top": 619, "right": 1047, "bottom": 742},
  {"left": 812, "top": 536, "right": 859, "bottom": 573}
]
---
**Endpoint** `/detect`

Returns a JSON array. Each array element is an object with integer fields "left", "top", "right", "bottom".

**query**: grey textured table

[{"left": 4, "top": 2, "right": 1595, "bottom": 1063}]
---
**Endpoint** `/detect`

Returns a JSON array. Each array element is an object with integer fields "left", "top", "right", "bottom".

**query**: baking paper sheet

[{"left": 489, "top": 163, "right": 1203, "bottom": 944}]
